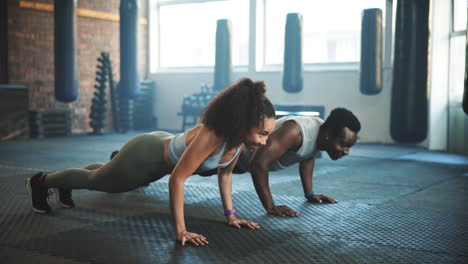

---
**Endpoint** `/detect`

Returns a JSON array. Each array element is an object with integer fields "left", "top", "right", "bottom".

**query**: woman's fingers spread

[
  {"left": 195, "top": 237, "right": 204, "bottom": 246},
  {"left": 200, "top": 237, "right": 209, "bottom": 244}
]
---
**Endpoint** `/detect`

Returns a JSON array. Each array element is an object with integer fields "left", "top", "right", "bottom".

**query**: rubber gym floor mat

[
  {"left": 1, "top": 246, "right": 89, "bottom": 264},
  {"left": 180, "top": 188, "right": 468, "bottom": 258},
  {"left": 7, "top": 189, "right": 467, "bottom": 264},
  {"left": 2, "top": 173, "right": 467, "bottom": 263},
  {"left": 235, "top": 233, "right": 468, "bottom": 264},
  {"left": 318, "top": 159, "right": 464, "bottom": 188},
  {"left": 12, "top": 213, "right": 297, "bottom": 264}
]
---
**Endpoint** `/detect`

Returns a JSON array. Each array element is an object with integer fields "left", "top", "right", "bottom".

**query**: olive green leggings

[{"left": 44, "top": 131, "right": 174, "bottom": 193}]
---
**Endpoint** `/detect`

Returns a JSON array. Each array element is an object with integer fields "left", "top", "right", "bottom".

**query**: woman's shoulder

[{"left": 188, "top": 124, "right": 224, "bottom": 145}]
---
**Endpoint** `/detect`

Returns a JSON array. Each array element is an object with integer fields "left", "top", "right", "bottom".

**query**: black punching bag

[
  {"left": 54, "top": 0, "right": 78, "bottom": 102},
  {"left": 283, "top": 13, "right": 303, "bottom": 93},
  {"left": 360, "top": 8, "right": 382, "bottom": 95},
  {"left": 214, "top": 19, "right": 232, "bottom": 91},
  {"left": 120, "top": 0, "right": 140, "bottom": 98},
  {"left": 463, "top": 15, "right": 468, "bottom": 115},
  {"left": 390, "top": 0, "right": 429, "bottom": 142}
]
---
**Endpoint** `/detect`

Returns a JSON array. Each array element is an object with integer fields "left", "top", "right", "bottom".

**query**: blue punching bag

[
  {"left": 390, "top": 0, "right": 429, "bottom": 142},
  {"left": 120, "top": 0, "right": 140, "bottom": 98},
  {"left": 214, "top": 19, "right": 232, "bottom": 91},
  {"left": 283, "top": 13, "right": 303, "bottom": 93},
  {"left": 54, "top": 0, "right": 78, "bottom": 102},
  {"left": 360, "top": 8, "right": 382, "bottom": 95}
]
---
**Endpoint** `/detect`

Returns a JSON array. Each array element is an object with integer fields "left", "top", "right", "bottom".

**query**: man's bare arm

[
  {"left": 299, "top": 157, "right": 338, "bottom": 204},
  {"left": 250, "top": 121, "right": 302, "bottom": 216}
]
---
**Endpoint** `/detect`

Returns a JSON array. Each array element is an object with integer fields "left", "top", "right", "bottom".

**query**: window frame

[{"left": 448, "top": 0, "right": 467, "bottom": 104}]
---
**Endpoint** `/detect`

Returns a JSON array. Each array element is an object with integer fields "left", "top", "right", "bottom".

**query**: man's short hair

[{"left": 322, "top": 108, "right": 361, "bottom": 136}]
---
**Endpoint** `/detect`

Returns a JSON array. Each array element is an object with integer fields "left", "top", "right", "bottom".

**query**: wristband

[
  {"left": 304, "top": 190, "right": 315, "bottom": 198},
  {"left": 224, "top": 209, "right": 236, "bottom": 217}
]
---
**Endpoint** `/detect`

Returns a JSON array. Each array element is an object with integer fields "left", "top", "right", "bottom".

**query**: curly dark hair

[
  {"left": 322, "top": 108, "right": 361, "bottom": 137},
  {"left": 200, "top": 78, "right": 276, "bottom": 148}
]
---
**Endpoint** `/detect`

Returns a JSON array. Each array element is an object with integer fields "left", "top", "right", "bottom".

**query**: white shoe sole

[
  {"left": 25, "top": 178, "right": 49, "bottom": 214},
  {"left": 54, "top": 188, "right": 74, "bottom": 208}
]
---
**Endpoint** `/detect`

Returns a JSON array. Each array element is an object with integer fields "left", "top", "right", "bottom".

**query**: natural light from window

[
  {"left": 453, "top": 0, "right": 467, "bottom": 31},
  {"left": 264, "top": 0, "right": 386, "bottom": 65},
  {"left": 158, "top": 0, "right": 249, "bottom": 68}
]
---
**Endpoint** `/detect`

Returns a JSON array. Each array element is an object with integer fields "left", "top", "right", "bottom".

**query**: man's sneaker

[
  {"left": 55, "top": 188, "right": 75, "bottom": 208},
  {"left": 110, "top": 150, "right": 119, "bottom": 160},
  {"left": 25, "top": 172, "right": 52, "bottom": 214}
]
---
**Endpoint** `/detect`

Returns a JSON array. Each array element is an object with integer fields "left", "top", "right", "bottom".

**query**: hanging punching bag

[
  {"left": 214, "top": 19, "right": 232, "bottom": 91},
  {"left": 390, "top": 0, "right": 429, "bottom": 142},
  {"left": 360, "top": 8, "right": 382, "bottom": 95},
  {"left": 463, "top": 15, "right": 468, "bottom": 115},
  {"left": 120, "top": 0, "right": 140, "bottom": 98},
  {"left": 54, "top": 0, "right": 78, "bottom": 102},
  {"left": 283, "top": 13, "right": 303, "bottom": 93}
]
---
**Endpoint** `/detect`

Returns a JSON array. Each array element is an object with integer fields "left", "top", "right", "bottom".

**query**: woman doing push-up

[{"left": 25, "top": 77, "right": 276, "bottom": 246}]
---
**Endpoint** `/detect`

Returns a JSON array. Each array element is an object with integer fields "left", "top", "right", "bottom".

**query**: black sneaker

[
  {"left": 25, "top": 172, "right": 52, "bottom": 214},
  {"left": 55, "top": 188, "right": 75, "bottom": 208},
  {"left": 110, "top": 150, "right": 119, "bottom": 160}
]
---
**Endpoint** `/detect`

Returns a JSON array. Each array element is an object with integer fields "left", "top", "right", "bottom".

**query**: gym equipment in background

[
  {"left": 390, "top": 0, "right": 429, "bottom": 142},
  {"left": 360, "top": 8, "right": 382, "bottom": 95},
  {"left": 178, "top": 84, "right": 216, "bottom": 131},
  {"left": 463, "top": 15, "right": 468, "bottom": 115},
  {"left": 214, "top": 19, "right": 232, "bottom": 91},
  {"left": 30, "top": 109, "right": 71, "bottom": 138},
  {"left": 89, "top": 53, "right": 109, "bottom": 135},
  {"left": 0, "top": 0, "right": 7, "bottom": 84},
  {"left": 107, "top": 54, "right": 120, "bottom": 133},
  {"left": 283, "top": 13, "right": 303, "bottom": 94},
  {"left": 54, "top": 0, "right": 78, "bottom": 102},
  {"left": 133, "top": 80, "right": 157, "bottom": 130},
  {"left": 119, "top": 0, "right": 140, "bottom": 98},
  {"left": 117, "top": 92, "right": 134, "bottom": 133}
]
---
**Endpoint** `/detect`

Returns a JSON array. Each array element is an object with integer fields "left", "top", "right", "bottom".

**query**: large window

[
  {"left": 154, "top": 0, "right": 249, "bottom": 70},
  {"left": 453, "top": 0, "right": 467, "bottom": 31},
  {"left": 449, "top": 36, "right": 466, "bottom": 103},
  {"left": 263, "top": 0, "right": 386, "bottom": 65},
  {"left": 150, "top": 0, "right": 389, "bottom": 72},
  {"left": 449, "top": 0, "right": 467, "bottom": 103}
]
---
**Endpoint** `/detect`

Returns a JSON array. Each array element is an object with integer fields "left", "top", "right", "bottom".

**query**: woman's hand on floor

[{"left": 177, "top": 231, "right": 209, "bottom": 246}]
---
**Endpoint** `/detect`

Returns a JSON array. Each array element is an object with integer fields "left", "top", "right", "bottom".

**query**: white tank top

[{"left": 238, "top": 116, "right": 323, "bottom": 171}]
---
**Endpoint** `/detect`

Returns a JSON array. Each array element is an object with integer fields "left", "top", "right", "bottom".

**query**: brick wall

[{"left": 7, "top": 0, "right": 148, "bottom": 133}]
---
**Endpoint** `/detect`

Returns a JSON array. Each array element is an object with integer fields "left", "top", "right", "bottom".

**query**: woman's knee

[{"left": 87, "top": 169, "right": 134, "bottom": 193}]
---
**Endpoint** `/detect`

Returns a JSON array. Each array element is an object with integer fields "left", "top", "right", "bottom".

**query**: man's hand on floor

[
  {"left": 267, "top": 205, "right": 300, "bottom": 217},
  {"left": 307, "top": 194, "right": 338, "bottom": 204}
]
